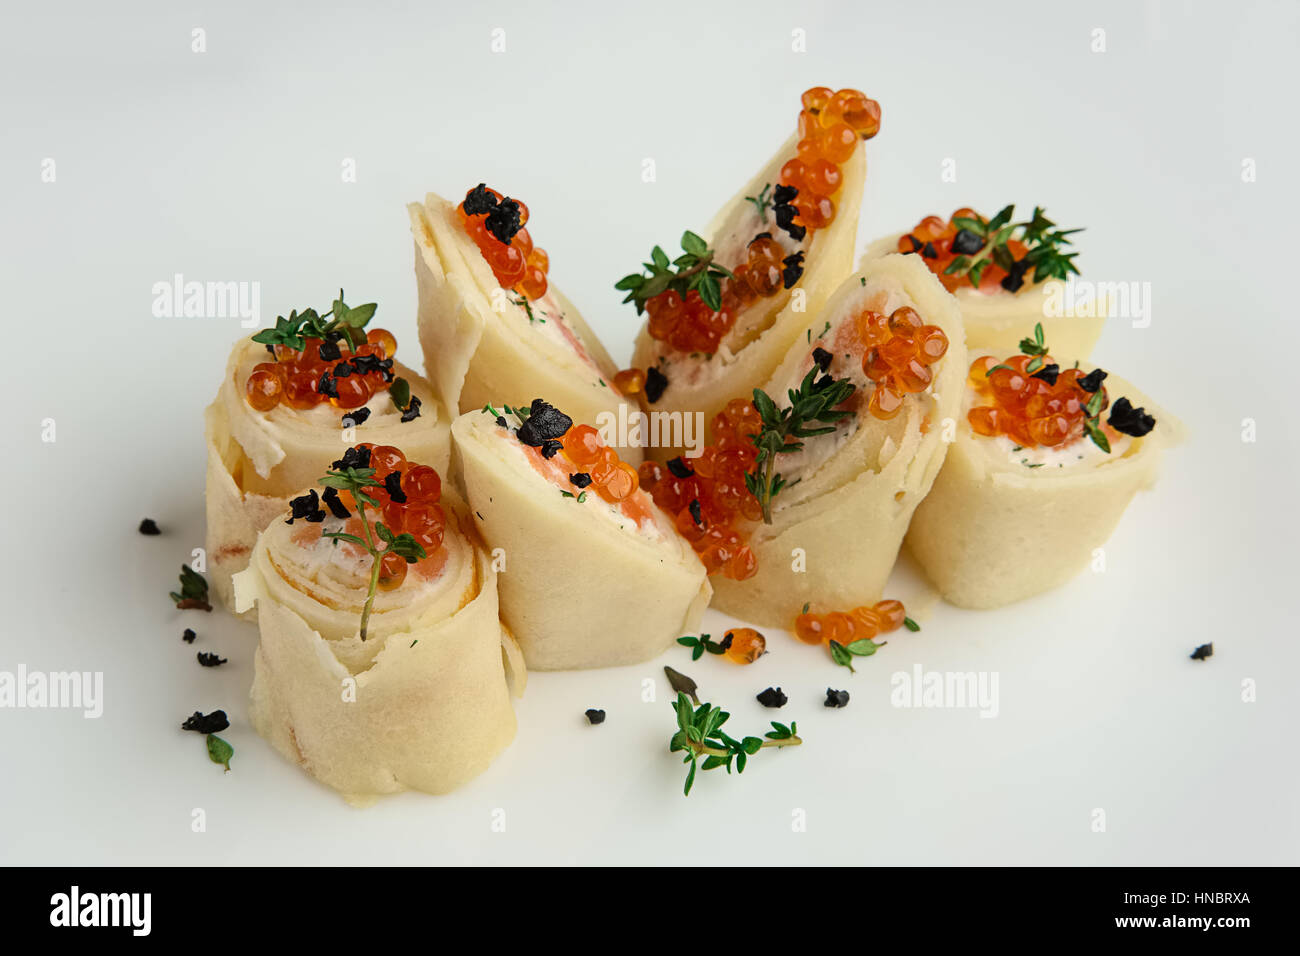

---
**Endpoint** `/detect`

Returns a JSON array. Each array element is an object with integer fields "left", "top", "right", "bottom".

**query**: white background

[{"left": 2, "top": 0, "right": 1297, "bottom": 865}]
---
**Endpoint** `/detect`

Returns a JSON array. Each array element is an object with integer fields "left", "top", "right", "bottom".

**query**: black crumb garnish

[
  {"left": 332, "top": 445, "right": 372, "bottom": 470},
  {"left": 333, "top": 359, "right": 356, "bottom": 378},
  {"left": 286, "top": 489, "right": 327, "bottom": 524},
  {"left": 351, "top": 353, "right": 381, "bottom": 374},
  {"left": 644, "top": 366, "right": 668, "bottom": 404},
  {"left": 921, "top": 241, "right": 938, "bottom": 259},
  {"left": 585, "top": 708, "right": 606, "bottom": 725},
  {"left": 515, "top": 398, "right": 572, "bottom": 446},
  {"left": 1000, "top": 259, "right": 1030, "bottom": 293},
  {"left": 569, "top": 472, "right": 592, "bottom": 488},
  {"left": 1190, "top": 642, "right": 1213, "bottom": 661},
  {"left": 1077, "top": 368, "right": 1108, "bottom": 392},
  {"left": 462, "top": 183, "right": 498, "bottom": 216},
  {"left": 197, "top": 652, "right": 228, "bottom": 668},
  {"left": 902, "top": 234, "right": 923, "bottom": 253},
  {"left": 318, "top": 339, "right": 342, "bottom": 362},
  {"left": 495, "top": 416, "right": 508, "bottom": 429},
  {"left": 321, "top": 486, "right": 351, "bottom": 520},
  {"left": 782, "top": 251, "right": 806, "bottom": 289},
  {"left": 749, "top": 231, "right": 773, "bottom": 244},
  {"left": 138, "top": 518, "right": 161, "bottom": 536},
  {"left": 951, "top": 228, "right": 983, "bottom": 256},
  {"left": 824, "top": 688, "right": 850, "bottom": 708},
  {"left": 341, "top": 406, "right": 371, "bottom": 427},
  {"left": 540, "top": 438, "right": 564, "bottom": 459},
  {"left": 317, "top": 370, "right": 338, "bottom": 399},
  {"left": 667, "top": 456, "right": 694, "bottom": 478},
  {"left": 718, "top": 632, "right": 734, "bottom": 651},
  {"left": 1030, "top": 363, "right": 1060, "bottom": 386},
  {"left": 1108, "top": 397, "right": 1157, "bottom": 437},
  {"left": 181, "top": 710, "right": 229, "bottom": 734},
  {"left": 400, "top": 396, "right": 422, "bottom": 423},
  {"left": 688, "top": 498, "right": 703, "bottom": 526},
  {"left": 384, "top": 471, "right": 407, "bottom": 503},
  {"left": 485, "top": 197, "right": 524, "bottom": 244},
  {"left": 182, "top": 628, "right": 196, "bottom": 644},
  {"left": 773, "top": 205, "right": 807, "bottom": 242},
  {"left": 811, "top": 346, "right": 833, "bottom": 371},
  {"left": 773, "top": 184, "right": 798, "bottom": 206},
  {"left": 756, "top": 687, "right": 788, "bottom": 708}
]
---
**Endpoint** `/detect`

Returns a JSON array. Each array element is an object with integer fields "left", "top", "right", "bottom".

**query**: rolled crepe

[
  {"left": 629, "top": 132, "right": 867, "bottom": 460},
  {"left": 205, "top": 338, "right": 450, "bottom": 615},
  {"left": 861, "top": 233, "right": 1105, "bottom": 359},
  {"left": 708, "top": 253, "right": 967, "bottom": 626},
  {"left": 233, "top": 482, "right": 524, "bottom": 803},
  {"left": 408, "top": 192, "right": 639, "bottom": 462},
  {"left": 451, "top": 405, "right": 711, "bottom": 670},
  {"left": 905, "top": 363, "right": 1180, "bottom": 609}
]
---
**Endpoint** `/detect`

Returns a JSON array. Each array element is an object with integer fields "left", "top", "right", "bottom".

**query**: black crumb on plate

[
  {"left": 138, "top": 518, "right": 161, "bottom": 535},
  {"left": 181, "top": 710, "right": 229, "bottom": 734},
  {"left": 824, "top": 688, "right": 850, "bottom": 708},
  {"left": 197, "top": 652, "right": 228, "bottom": 668},
  {"left": 584, "top": 708, "right": 606, "bottom": 725},
  {"left": 756, "top": 687, "right": 787, "bottom": 708},
  {"left": 182, "top": 628, "right": 196, "bottom": 644},
  {"left": 1190, "top": 642, "right": 1213, "bottom": 661}
]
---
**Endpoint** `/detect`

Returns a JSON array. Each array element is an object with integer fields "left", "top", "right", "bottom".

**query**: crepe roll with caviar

[
  {"left": 452, "top": 400, "right": 711, "bottom": 670},
  {"left": 861, "top": 204, "right": 1104, "bottom": 360},
  {"left": 409, "top": 184, "right": 637, "bottom": 462},
  {"left": 233, "top": 446, "right": 524, "bottom": 803},
  {"left": 649, "top": 253, "right": 965, "bottom": 626},
  {"left": 205, "top": 294, "right": 450, "bottom": 615},
  {"left": 905, "top": 325, "right": 1179, "bottom": 609},
  {"left": 622, "top": 86, "right": 880, "bottom": 459}
]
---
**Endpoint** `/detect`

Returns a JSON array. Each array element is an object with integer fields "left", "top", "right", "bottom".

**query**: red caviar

[
  {"left": 792, "top": 598, "right": 909, "bottom": 646},
  {"left": 898, "top": 207, "right": 1031, "bottom": 293},
  {"left": 724, "top": 627, "right": 766, "bottom": 664},
  {"left": 966, "top": 353, "right": 1108, "bottom": 448},
  {"left": 855, "top": 306, "right": 949, "bottom": 420},
  {"left": 645, "top": 87, "right": 880, "bottom": 356},
  {"left": 244, "top": 331, "right": 398, "bottom": 412},
  {"left": 457, "top": 185, "right": 551, "bottom": 301},
  {"left": 638, "top": 398, "right": 763, "bottom": 581},
  {"left": 317, "top": 446, "right": 447, "bottom": 583}
]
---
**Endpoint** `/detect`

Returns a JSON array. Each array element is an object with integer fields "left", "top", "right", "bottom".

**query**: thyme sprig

[
  {"left": 745, "top": 183, "right": 774, "bottom": 222},
  {"left": 170, "top": 564, "right": 212, "bottom": 612},
  {"left": 318, "top": 464, "right": 426, "bottom": 640},
  {"left": 669, "top": 692, "right": 802, "bottom": 796},
  {"left": 251, "top": 289, "right": 378, "bottom": 355},
  {"left": 615, "top": 231, "right": 735, "bottom": 313},
  {"left": 829, "top": 638, "right": 883, "bottom": 673},
  {"left": 942, "top": 206, "right": 1081, "bottom": 289},
  {"left": 677, "top": 632, "right": 730, "bottom": 661},
  {"left": 745, "top": 367, "right": 857, "bottom": 523}
]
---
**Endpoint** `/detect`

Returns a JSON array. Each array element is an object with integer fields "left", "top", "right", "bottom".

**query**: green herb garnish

[
  {"left": 615, "top": 231, "right": 735, "bottom": 313},
  {"left": 669, "top": 692, "right": 802, "bottom": 796},
  {"left": 828, "top": 638, "right": 881, "bottom": 673},
  {"left": 170, "top": 564, "right": 211, "bottom": 612},
  {"left": 206, "top": 733, "right": 233, "bottom": 771},
  {"left": 677, "top": 633, "right": 729, "bottom": 661},
  {"left": 744, "top": 183, "right": 774, "bottom": 222},
  {"left": 318, "top": 464, "right": 427, "bottom": 640},
  {"left": 903, "top": 617, "right": 920, "bottom": 632},
  {"left": 251, "top": 289, "right": 377, "bottom": 355},
  {"left": 943, "top": 206, "right": 1081, "bottom": 289},
  {"left": 745, "top": 367, "right": 856, "bottom": 523}
]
